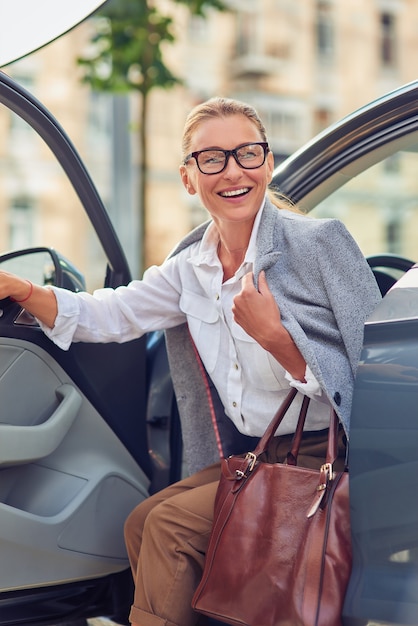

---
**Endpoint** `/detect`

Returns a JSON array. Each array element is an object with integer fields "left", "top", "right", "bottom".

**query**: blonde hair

[{"left": 182, "top": 97, "right": 298, "bottom": 212}]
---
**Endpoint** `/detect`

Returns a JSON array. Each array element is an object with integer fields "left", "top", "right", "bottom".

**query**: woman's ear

[
  {"left": 266, "top": 150, "right": 275, "bottom": 182},
  {"left": 179, "top": 165, "right": 196, "bottom": 195}
]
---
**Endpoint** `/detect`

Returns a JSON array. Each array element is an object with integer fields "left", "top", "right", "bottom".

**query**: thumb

[
  {"left": 241, "top": 271, "right": 255, "bottom": 290},
  {"left": 257, "top": 270, "right": 269, "bottom": 294}
]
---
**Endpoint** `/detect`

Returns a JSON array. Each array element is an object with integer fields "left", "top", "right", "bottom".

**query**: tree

[{"left": 78, "top": 0, "right": 227, "bottom": 274}]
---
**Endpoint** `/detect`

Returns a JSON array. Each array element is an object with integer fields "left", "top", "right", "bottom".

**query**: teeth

[{"left": 221, "top": 188, "right": 249, "bottom": 197}]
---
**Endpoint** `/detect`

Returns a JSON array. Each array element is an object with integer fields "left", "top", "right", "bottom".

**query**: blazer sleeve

[{"left": 313, "top": 219, "right": 382, "bottom": 373}]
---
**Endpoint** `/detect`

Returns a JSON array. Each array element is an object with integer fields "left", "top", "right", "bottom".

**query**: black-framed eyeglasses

[{"left": 183, "top": 142, "right": 270, "bottom": 175}]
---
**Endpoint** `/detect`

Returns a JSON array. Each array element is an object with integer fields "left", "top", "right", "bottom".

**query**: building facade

[
  {"left": 1, "top": 0, "right": 417, "bottom": 285},
  {"left": 147, "top": 0, "right": 418, "bottom": 266}
]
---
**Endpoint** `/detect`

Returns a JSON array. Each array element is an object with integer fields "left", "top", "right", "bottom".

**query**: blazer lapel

[{"left": 254, "top": 199, "right": 283, "bottom": 284}]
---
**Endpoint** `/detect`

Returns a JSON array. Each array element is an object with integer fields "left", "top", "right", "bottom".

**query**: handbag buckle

[
  {"left": 233, "top": 452, "right": 257, "bottom": 480},
  {"left": 317, "top": 462, "right": 334, "bottom": 492},
  {"left": 321, "top": 462, "right": 334, "bottom": 483},
  {"left": 245, "top": 452, "right": 257, "bottom": 472},
  {"left": 307, "top": 463, "right": 334, "bottom": 518}
]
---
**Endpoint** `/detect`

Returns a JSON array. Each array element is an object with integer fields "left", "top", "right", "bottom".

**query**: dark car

[
  {"left": 272, "top": 80, "right": 418, "bottom": 626},
  {"left": 0, "top": 71, "right": 417, "bottom": 626}
]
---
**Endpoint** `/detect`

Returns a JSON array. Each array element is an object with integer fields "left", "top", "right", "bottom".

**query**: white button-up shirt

[{"left": 41, "top": 206, "right": 331, "bottom": 437}]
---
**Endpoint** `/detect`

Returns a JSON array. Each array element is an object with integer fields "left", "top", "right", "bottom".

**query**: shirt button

[
  {"left": 234, "top": 363, "right": 239, "bottom": 370},
  {"left": 232, "top": 401, "right": 237, "bottom": 408},
  {"left": 215, "top": 293, "right": 220, "bottom": 300}
]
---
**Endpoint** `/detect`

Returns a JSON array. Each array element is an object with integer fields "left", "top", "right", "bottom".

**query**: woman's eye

[
  {"left": 239, "top": 147, "right": 257, "bottom": 159},
  {"left": 202, "top": 153, "right": 223, "bottom": 164}
]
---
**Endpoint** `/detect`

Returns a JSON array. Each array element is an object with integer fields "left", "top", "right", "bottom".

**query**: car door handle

[{"left": 0, "top": 383, "right": 82, "bottom": 465}]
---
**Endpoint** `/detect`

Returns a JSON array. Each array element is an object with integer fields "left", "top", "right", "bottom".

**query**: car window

[
  {"left": 309, "top": 141, "right": 418, "bottom": 263},
  {"left": 0, "top": 92, "right": 109, "bottom": 292}
]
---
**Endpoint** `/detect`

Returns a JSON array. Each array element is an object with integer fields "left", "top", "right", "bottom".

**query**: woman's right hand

[
  {"left": 0, "top": 270, "right": 58, "bottom": 328},
  {"left": 0, "top": 270, "right": 31, "bottom": 301}
]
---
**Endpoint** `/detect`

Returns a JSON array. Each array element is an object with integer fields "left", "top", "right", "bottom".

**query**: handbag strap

[
  {"left": 252, "top": 387, "right": 298, "bottom": 457},
  {"left": 326, "top": 403, "right": 339, "bottom": 465},
  {"left": 250, "top": 388, "right": 340, "bottom": 467},
  {"left": 286, "top": 394, "right": 310, "bottom": 466},
  {"left": 233, "top": 387, "right": 343, "bottom": 517}
]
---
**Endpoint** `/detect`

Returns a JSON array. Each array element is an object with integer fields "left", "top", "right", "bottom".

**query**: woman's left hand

[
  {"left": 232, "top": 270, "right": 307, "bottom": 381},
  {"left": 232, "top": 270, "right": 283, "bottom": 348}
]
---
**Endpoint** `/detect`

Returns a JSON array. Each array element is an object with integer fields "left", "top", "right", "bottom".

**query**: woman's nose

[{"left": 223, "top": 154, "right": 243, "bottom": 178}]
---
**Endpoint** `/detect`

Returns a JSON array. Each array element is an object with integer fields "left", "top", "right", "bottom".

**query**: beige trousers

[{"left": 124, "top": 428, "right": 346, "bottom": 626}]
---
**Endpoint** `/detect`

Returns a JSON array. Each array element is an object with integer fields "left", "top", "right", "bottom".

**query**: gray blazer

[{"left": 166, "top": 199, "right": 382, "bottom": 475}]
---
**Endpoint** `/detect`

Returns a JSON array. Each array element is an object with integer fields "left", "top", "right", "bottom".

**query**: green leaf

[{"left": 78, "top": 0, "right": 227, "bottom": 94}]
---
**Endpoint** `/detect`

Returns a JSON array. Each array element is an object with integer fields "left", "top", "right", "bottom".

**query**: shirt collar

[{"left": 189, "top": 197, "right": 266, "bottom": 269}]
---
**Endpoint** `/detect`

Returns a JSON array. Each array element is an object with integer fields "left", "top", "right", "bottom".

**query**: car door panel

[
  {"left": 0, "top": 337, "right": 150, "bottom": 591},
  {"left": 0, "top": 71, "right": 177, "bottom": 624},
  {"left": 0, "top": 292, "right": 154, "bottom": 475},
  {"left": 0, "top": 381, "right": 81, "bottom": 465}
]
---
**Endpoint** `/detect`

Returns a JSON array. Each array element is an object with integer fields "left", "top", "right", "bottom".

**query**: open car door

[
  {"left": 273, "top": 80, "right": 418, "bottom": 625},
  {"left": 0, "top": 70, "right": 181, "bottom": 626}
]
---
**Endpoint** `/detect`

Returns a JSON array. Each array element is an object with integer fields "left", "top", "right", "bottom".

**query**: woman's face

[{"left": 180, "top": 114, "right": 274, "bottom": 229}]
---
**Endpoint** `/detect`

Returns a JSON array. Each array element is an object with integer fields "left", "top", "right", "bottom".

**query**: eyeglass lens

[{"left": 197, "top": 143, "right": 266, "bottom": 174}]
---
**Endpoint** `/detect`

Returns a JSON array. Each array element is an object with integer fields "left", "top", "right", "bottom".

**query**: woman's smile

[{"left": 218, "top": 186, "right": 251, "bottom": 199}]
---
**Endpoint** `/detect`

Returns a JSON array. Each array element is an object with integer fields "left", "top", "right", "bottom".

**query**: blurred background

[{"left": 0, "top": 0, "right": 417, "bottom": 289}]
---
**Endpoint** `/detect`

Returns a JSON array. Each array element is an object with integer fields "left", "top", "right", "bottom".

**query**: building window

[
  {"left": 257, "top": 104, "right": 305, "bottom": 158},
  {"left": 380, "top": 12, "right": 397, "bottom": 67},
  {"left": 9, "top": 108, "right": 38, "bottom": 157},
  {"left": 269, "top": 111, "right": 298, "bottom": 144},
  {"left": 314, "top": 108, "right": 333, "bottom": 135},
  {"left": 316, "top": 1, "right": 334, "bottom": 61},
  {"left": 9, "top": 197, "right": 34, "bottom": 250},
  {"left": 236, "top": 11, "right": 259, "bottom": 57}
]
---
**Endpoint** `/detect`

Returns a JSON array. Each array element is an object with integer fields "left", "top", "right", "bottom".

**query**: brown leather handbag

[{"left": 192, "top": 388, "right": 352, "bottom": 626}]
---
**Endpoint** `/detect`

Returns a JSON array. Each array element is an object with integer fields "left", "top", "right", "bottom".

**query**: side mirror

[{"left": 0, "top": 247, "right": 86, "bottom": 292}]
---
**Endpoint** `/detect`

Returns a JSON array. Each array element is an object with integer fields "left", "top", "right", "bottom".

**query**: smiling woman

[
  {"left": 0, "top": 94, "right": 382, "bottom": 626},
  {"left": 0, "top": 0, "right": 106, "bottom": 67}
]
